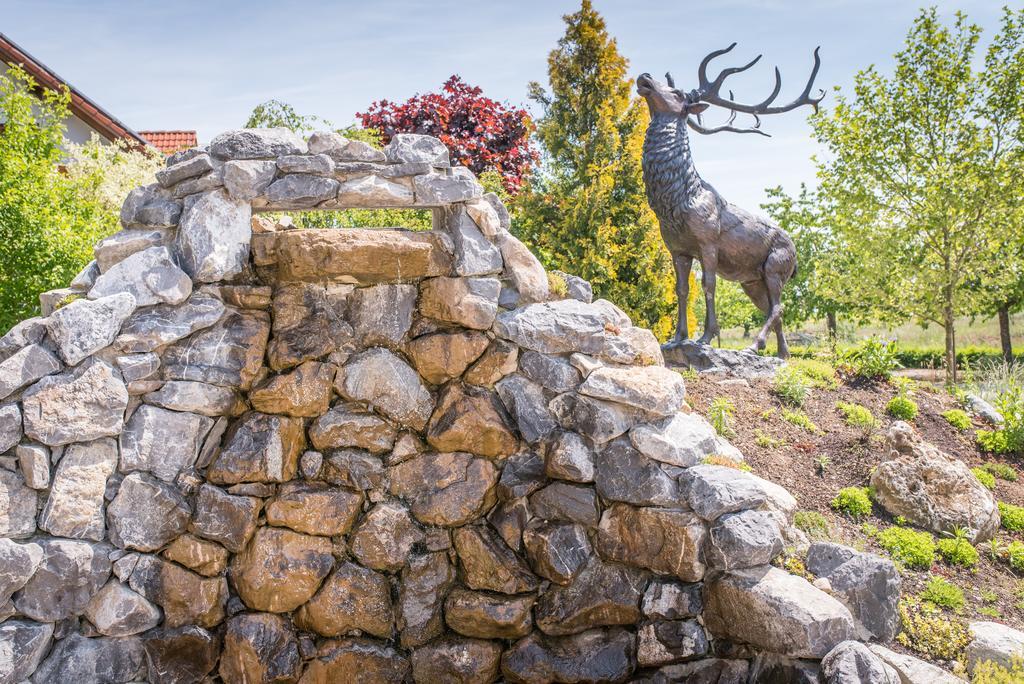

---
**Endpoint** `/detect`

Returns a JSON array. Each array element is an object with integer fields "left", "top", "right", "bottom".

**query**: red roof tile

[{"left": 139, "top": 130, "right": 198, "bottom": 155}]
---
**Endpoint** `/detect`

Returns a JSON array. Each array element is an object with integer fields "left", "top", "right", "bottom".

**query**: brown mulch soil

[{"left": 686, "top": 371, "right": 1024, "bottom": 637}]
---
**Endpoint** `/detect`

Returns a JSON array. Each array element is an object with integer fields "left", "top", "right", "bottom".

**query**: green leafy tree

[
  {"left": 514, "top": 0, "right": 674, "bottom": 336},
  {"left": 245, "top": 99, "right": 328, "bottom": 134},
  {"left": 0, "top": 66, "right": 159, "bottom": 331},
  {"left": 975, "top": 8, "right": 1024, "bottom": 362},
  {"left": 811, "top": 9, "right": 1023, "bottom": 382},
  {"left": 762, "top": 184, "right": 843, "bottom": 338}
]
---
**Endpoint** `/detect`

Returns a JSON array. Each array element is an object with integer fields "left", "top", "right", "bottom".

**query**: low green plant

[
  {"left": 831, "top": 487, "right": 872, "bottom": 519},
  {"left": 1006, "top": 541, "right": 1024, "bottom": 572},
  {"left": 977, "top": 429, "right": 1012, "bottom": 454},
  {"left": 841, "top": 337, "right": 901, "bottom": 380},
  {"left": 754, "top": 429, "right": 784, "bottom": 449},
  {"left": 892, "top": 375, "right": 918, "bottom": 396},
  {"left": 862, "top": 522, "right": 880, "bottom": 538},
  {"left": 972, "top": 467, "right": 997, "bottom": 491},
  {"left": 780, "top": 554, "right": 812, "bottom": 579},
  {"left": 547, "top": 272, "right": 568, "bottom": 298},
  {"left": 978, "top": 588, "right": 1001, "bottom": 619},
  {"left": 816, "top": 455, "right": 831, "bottom": 474},
  {"left": 982, "top": 462, "right": 1018, "bottom": 481},
  {"left": 920, "top": 576, "right": 965, "bottom": 612},
  {"left": 886, "top": 395, "right": 919, "bottom": 421},
  {"left": 941, "top": 409, "right": 972, "bottom": 430},
  {"left": 794, "top": 510, "right": 830, "bottom": 540},
  {"left": 773, "top": 366, "right": 811, "bottom": 407},
  {"left": 999, "top": 502, "right": 1024, "bottom": 531},
  {"left": 782, "top": 409, "right": 820, "bottom": 433},
  {"left": 987, "top": 539, "right": 1007, "bottom": 562},
  {"left": 676, "top": 367, "right": 698, "bottom": 382},
  {"left": 896, "top": 597, "right": 971, "bottom": 660},
  {"left": 701, "top": 454, "right": 753, "bottom": 472},
  {"left": 709, "top": 397, "right": 736, "bottom": 437},
  {"left": 836, "top": 400, "right": 876, "bottom": 438},
  {"left": 973, "top": 655, "right": 1024, "bottom": 683},
  {"left": 978, "top": 606, "right": 1002, "bottom": 619},
  {"left": 937, "top": 531, "right": 979, "bottom": 569},
  {"left": 877, "top": 526, "right": 936, "bottom": 569},
  {"left": 789, "top": 358, "right": 839, "bottom": 389}
]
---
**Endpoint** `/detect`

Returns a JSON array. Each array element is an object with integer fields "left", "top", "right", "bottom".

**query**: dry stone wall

[{"left": 0, "top": 129, "right": 891, "bottom": 683}]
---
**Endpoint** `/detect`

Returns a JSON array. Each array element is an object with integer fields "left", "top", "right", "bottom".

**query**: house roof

[
  {"left": 139, "top": 130, "right": 198, "bottom": 155},
  {"left": 0, "top": 32, "right": 148, "bottom": 146}
]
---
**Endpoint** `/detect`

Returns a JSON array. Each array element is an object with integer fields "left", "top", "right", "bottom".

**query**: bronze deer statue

[{"left": 637, "top": 44, "right": 823, "bottom": 359}]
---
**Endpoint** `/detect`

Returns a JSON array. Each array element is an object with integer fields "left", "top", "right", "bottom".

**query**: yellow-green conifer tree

[{"left": 515, "top": 0, "right": 675, "bottom": 337}]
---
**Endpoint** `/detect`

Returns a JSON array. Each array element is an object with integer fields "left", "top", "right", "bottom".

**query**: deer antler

[{"left": 687, "top": 43, "right": 825, "bottom": 135}]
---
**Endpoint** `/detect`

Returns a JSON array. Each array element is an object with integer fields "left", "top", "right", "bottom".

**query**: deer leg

[
  {"left": 754, "top": 274, "right": 786, "bottom": 357},
  {"left": 697, "top": 248, "right": 720, "bottom": 345},
  {"left": 672, "top": 254, "right": 693, "bottom": 342},
  {"left": 762, "top": 246, "right": 793, "bottom": 358},
  {"left": 742, "top": 280, "right": 771, "bottom": 354},
  {"left": 774, "top": 317, "right": 790, "bottom": 359}
]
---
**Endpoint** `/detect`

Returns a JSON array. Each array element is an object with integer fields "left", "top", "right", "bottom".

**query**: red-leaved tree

[{"left": 358, "top": 76, "right": 537, "bottom": 194}]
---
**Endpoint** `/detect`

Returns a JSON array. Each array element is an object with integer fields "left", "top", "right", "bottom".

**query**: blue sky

[{"left": 1, "top": 0, "right": 1007, "bottom": 210}]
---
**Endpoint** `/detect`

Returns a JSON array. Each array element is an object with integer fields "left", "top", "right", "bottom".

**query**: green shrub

[
  {"left": 841, "top": 337, "right": 901, "bottom": 380},
  {"left": 831, "top": 487, "right": 872, "bottom": 519},
  {"left": 886, "top": 395, "right": 919, "bottom": 421},
  {"left": 983, "top": 462, "right": 1018, "bottom": 481},
  {"left": 547, "top": 272, "right": 569, "bottom": 298},
  {"left": 894, "top": 345, "right": 1024, "bottom": 370},
  {"left": 794, "top": 510, "right": 830, "bottom": 539},
  {"left": 877, "top": 526, "right": 936, "bottom": 569},
  {"left": 972, "top": 467, "right": 997, "bottom": 491},
  {"left": 896, "top": 597, "right": 970, "bottom": 660},
  {"left": 973, "top": 656, "right": 1024, "bottom": 684},
  {"left": 978, "top": 429, "right": 1012, "bottom": 454},
  {"left": 920, "top": 575, "right": 965, "bottom": 611},
  {"left": 999, "top": 502, "right": 1024, "bottom": 532},
  {"left": 1007, "top": 541, "right": 1024, "bottom": 572},
  {"left": 941, "top": 409, "right": 971, "bottom": 430},
  {"left": 782, "top": 409, "right": 820, "bottom": 433},
  {"left": 836, "top": 401, "right": 876, "bottom": 431},
  {"left": 937, "top": 535, "right": 979, "bottom": 569},
  {"left": 708, "top": 397, "right": 736, "bottom": 437},
  {"left": 773, "top": 366, "right": 811, "bottom": 407},
  {"left": 994, "top": 380, "right": 1024, "bottom": 455},
  {"left": 789, "top": 358, "right": 839, "bottom": 389}
]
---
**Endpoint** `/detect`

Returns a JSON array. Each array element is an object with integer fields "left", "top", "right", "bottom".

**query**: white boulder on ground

[
  {"left": 870, "top": 421, "right": 1000, "bottom": 542},
  {"left": 967, "top": 621, "right": 1024, "bottom": 675}
]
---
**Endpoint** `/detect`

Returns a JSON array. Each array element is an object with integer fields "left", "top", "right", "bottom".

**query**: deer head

[{"left": 637, "top": 44, "right": 825, "bottom": 136}]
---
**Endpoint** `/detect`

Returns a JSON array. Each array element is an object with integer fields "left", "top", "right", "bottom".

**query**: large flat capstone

[{"left": 251, "top": 228, "right": 452, "bottom": 285}]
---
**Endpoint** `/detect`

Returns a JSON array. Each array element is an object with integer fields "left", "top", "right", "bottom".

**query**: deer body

[{"left": 637, "top": 44, "right": 822, "bottom": 358}]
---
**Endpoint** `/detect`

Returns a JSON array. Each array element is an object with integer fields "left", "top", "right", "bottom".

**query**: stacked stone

[{"left": 0, "top": 129, "right": 886, "bottom": 683}]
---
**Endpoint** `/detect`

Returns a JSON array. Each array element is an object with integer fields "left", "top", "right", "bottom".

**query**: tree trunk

[
  {"left": 998, "top": 303, "right": 1013, "bottom": 363},
  {"left": 826, "top": 311, "right": 837, "bottom": 341},
  {"left": 943, "top": 303, "right": 957, "bottom": 386}
]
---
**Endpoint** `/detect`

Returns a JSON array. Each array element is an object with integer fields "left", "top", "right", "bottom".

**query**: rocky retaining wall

[{"left": 1, "top": 129, "right": 896, "bottom": 683}]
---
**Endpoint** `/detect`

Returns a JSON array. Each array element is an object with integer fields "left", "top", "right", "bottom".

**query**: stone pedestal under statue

[{"left": 662, "top": 340, "right": 785, "bottom": 379}]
